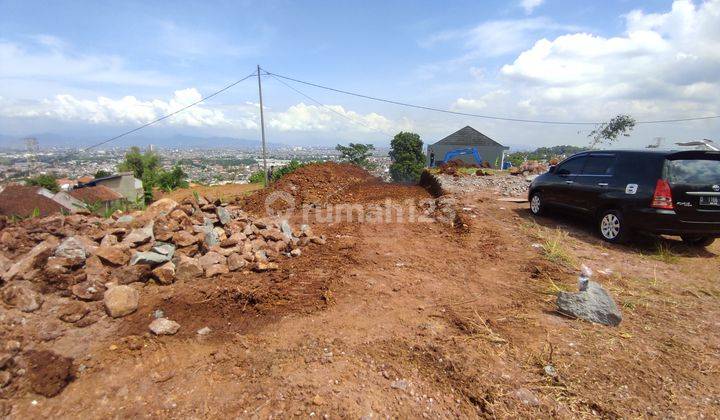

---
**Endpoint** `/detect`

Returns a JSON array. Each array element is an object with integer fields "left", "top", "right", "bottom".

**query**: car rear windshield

[{"left": 665, "top": 159, "right": 720, "bottom": 184}]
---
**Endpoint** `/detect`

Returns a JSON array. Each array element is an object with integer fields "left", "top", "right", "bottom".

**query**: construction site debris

[
  {"left": 149, "top": 318, "right": 181, "bottom": 335},
  {"left": 435, "top": 173, "right": 531, "bottom": 197},
  {"left": 556, "top": 267, "right": 622, "bottom": 326}
]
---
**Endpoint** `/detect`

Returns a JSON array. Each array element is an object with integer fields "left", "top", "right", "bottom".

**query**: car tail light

[{"left": 651, "top": 179, "right": 673, "bottom": 210}]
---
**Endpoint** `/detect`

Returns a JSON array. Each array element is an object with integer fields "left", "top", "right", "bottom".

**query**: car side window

[
  {"left": 582, "top": 155, "right": 615, "bottom": 176},
  {"left": 555, "top": 156, "right": 586, "bottom": 176}
]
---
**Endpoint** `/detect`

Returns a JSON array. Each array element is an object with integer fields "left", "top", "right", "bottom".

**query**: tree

[
  {"left": 118, "top": 146, "right": 160, "bottom": 180},
  {"left": 94, "top": 170, "right": 112, "bottom": 178},
  {"left": 389, "top": 132, "right": 425, "bottom": 183},
  {"left": 336, "top": 143, "right": 376, "bottom": 169},
  {"left": 588, "top": 114, "right": 636, "bottom": 148},
  {"left": 26, "top": 174, "right": 59, "bottom": 193},
  {"left": 248, "top": 160, "right": 308, "bottom": 184},
  {"left": 156, "top": 165, "right": 189, "bottom": 192},
  {"left": 118, "top": 147, "right": 164, "bottom": 203}
]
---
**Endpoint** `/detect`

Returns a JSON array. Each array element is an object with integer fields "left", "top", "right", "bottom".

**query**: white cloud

[
  {"left": 156, "top": 21, "right": 259, "bottom": 59},
  {"left": 423, "top": 17, "right": 577, "bottom": 57},
  {"left": 520, "top": 0, "right": 545, "bottom": 15},
  {"left": 268, "top": 103, "right": 399, "bottom": 133},
  {"left": 0, "top": 89, "right": 257, "bottom": 129},
  {"left": 0, "top": 37, "right": 173, "bottom": 89},
  {"left": 451, "top": 0, "right": 720, "bottom": 125}
]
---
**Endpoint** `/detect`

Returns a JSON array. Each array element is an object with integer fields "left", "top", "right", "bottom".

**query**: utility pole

[{"left": 257, "top": 65, "right": 268, "bottom": 187}]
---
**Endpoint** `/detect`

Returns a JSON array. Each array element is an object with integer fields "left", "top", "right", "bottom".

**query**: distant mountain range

[{"left": 0, "top": 133, "right": 286, "bottom": 150}]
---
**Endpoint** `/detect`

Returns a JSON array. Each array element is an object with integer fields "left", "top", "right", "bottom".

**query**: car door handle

[
  {"left": 565, "top": 180, "right": 574, "bottom": 184},
  {"left": 597, "top": 182, "right": 609, "bottom": 187}
]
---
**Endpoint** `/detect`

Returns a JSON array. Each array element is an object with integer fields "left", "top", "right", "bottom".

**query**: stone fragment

[
  {"left": 71, "top": 279, "right": 106, "bottom": 301},
  {"left": 144, "top": 198, "right": 178, "bottom": 219},
  {"left": 104, "top": 285, "right": 139, "bottom": 318},
  {"left": 254, "top": 261, "right": 278, "bottom": 272},
  {"left": 198, "top": 252, "right": 225, "bottom": 270},
  {"left": 54, "top": 237, "right": 87, "bottom": 260},
  {"left": 149, "top": 318, "right": 180, "bottom": 335},
  {"left": 216, "top": 206, "right": 232, "bottom": 225},
  {"left": 174, "top": 255, "right": 203, "bottom": 281},
  {"left": 172, "top": 230, "right": 197, "bottom": 247},
  {"left": 227, "top": 253, "right": 246, "bottom": 271},
  {"left": 110, "top": 265, "right": 152, "bottom": 284},
  {"left": 2, "top": 237, "right": 59, "bottom": 282},
  {"left": 123, "top": 221, "right": 154, "bottom": 247},
  {"left": 556, "top": 281, "right": 622, "bottom": 326},
  {"left": 57, "top": 300, "right": 91, "bottom": 323},
  {"left": 130, "top": 251, "right": 171, "bottom": 267},
  {"left": 152, "top": 261, "right": 176, "bottom": 285},
  {"left": 96, "top": 246, "right": 130, "bottom": 266},
  {"left": 205, "top": 264, "right": 229, "bottom": 277},
  {"left": 2, "top": 282, "right": 42, "bottom": 312},
  {"left": 26, "top": 350, "right": 74, "bottom": 397}
]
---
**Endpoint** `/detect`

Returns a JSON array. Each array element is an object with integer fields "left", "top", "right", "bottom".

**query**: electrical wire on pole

[
  {"left": 81, "top": 71, "right": 258, "bottom": 152},
  {"left": 262, "top": 69, "right": 720, "bottom": 126},
  {"left": 266, "top": 71, "right": 381, "bottom": 133},
  {"left": 257, "top": 65, "right": 269, "bottom": 187}
]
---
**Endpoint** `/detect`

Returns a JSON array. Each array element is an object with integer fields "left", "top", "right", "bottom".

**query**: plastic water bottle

[{"left": 578, "top": 264, "right": 592, "bottom": 291}]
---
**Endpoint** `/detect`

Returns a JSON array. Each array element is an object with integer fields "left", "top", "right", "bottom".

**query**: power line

[
  {"left": 262, "top": 68, "right": 720, "bottom": 126},
  {"left": 267, "top": 72, "right": 382, "bottom": 132},
  {"left": 81, "top": 71, "right": 258, "bottom": 151}
]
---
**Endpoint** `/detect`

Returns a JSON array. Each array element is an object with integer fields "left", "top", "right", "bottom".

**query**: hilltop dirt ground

[{"left": 2, "top": 163, "right": 719, "bottom": 418}]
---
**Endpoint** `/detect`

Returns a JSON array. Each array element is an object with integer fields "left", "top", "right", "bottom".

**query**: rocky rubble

[
  {"left": 1, "top": 196, "right": 324, "bottom": 309},
  {"left": 435, "top": 173, "right": 532, "bottom": 197},
  {"left": 0, "top": 194, "right": 326, "bottom": 397}
]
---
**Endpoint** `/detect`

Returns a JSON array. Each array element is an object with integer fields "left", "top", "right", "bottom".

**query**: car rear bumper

[{"left": 629, "top": 208, "right": 720, "bottom": 237}]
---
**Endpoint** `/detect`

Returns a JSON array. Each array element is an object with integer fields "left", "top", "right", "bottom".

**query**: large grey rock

[
  {"left": 54, "top": 237, "right": 87, "bottom": 260},
  {"left": 556, "top": 281, "right": 622, "bottom": 326},
  {"left": 204, "top": 226, "right": 220, "bottom": 247},
  {"left": 216, "top": 207, "right": 232, "bottom": 225},
  {"left": 280, "top": 220, "right": 293, "bottom": 240},
  {"left": 130, "top": 251, "right": 171, "bottom": 266},
  {"left": 116, "top": 215, "right": 134, "bottom": 224},
  {"left": 152, "top": 242, "right": 175, "bottom": 260}
]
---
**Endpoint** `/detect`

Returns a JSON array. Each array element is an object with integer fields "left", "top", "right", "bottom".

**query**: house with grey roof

[{"left": 427, "top": 126, "right": 509, "bottom": 168}]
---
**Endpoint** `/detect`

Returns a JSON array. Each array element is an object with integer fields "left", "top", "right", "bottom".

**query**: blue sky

[{"left": 1, "top": 0, "right": 719, "bottom": 149}]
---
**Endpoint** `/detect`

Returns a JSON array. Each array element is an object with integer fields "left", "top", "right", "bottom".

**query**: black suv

[{"left": 528, "top": 150, "right": 720, "bottom": 246}]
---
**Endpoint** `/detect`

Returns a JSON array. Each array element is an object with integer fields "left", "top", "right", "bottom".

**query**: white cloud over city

[{"left": 456, "top": 0, "right": 720, "bottom": 122}]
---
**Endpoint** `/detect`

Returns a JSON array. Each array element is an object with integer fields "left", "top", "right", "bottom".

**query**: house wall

[
  {"left": 427, "top": 144, "right": 508, "bottom": 168},
  {"left": 96, "top": 175, "right": 142, "bottom": 201},
  {"left": 51, "top": 192, "right": 86, "bottom": 213}
]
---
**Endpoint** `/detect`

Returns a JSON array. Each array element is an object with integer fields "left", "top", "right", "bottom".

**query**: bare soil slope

[{"left": 2, "top": 166, "right": 719, "bottom": 418}]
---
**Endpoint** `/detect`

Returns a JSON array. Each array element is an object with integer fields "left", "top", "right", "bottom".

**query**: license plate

[{"left": 700, "top": 196, "right": 720, "bottom": 206}]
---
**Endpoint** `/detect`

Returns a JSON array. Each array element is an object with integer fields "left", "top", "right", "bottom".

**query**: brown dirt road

[{"left": 5, "top": 168, "right": 720, "bottom": 418}]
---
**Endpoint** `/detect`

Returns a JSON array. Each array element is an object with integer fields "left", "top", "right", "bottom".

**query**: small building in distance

[
  {"left": 69, "top": 185, "right": 124, "bottom": 213},
  {"left": 78, "top": 172, "right": 143, "bottom": 202},
  {"left": 0, "top": 185, "right": 84, "bottom": 218},
  {"left": 427, "top": 126, "right": 509, "bottom": 168}
]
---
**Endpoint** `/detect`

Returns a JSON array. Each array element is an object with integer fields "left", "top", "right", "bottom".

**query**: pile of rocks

[
  {"left": 0, "top": 196, "right": 326, "bottom": 321},
  {"left": 436, "top": 173, "right": 531, "bottom": 197}
]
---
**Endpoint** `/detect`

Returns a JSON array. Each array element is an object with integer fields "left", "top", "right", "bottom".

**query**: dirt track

[{"left": 3, "top": 167, "right": 720, "bottom": 418}]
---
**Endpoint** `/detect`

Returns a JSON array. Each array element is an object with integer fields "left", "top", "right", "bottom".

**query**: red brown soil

[
  {"left": 25, "top": 350, "right": 75, "bottom": 397},
  {"left": 2, "top": 163, "right": 720, "bottom": 417},
  {"left": 155, "top": 183, "right": 263, "bottom": 203},
  {"left": 241, "top": 162, "right": 384, "bottom": 214}
]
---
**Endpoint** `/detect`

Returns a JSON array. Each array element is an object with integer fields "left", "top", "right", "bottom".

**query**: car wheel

[
  {"left": 681, "top": 236, "right": 715, "bottom": 247},
  {"left": 529, "top": 192, "right": 544, "bottom": 216},
  {"left": 598, "top": 209, "right": 629, "bottom": 243}
]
